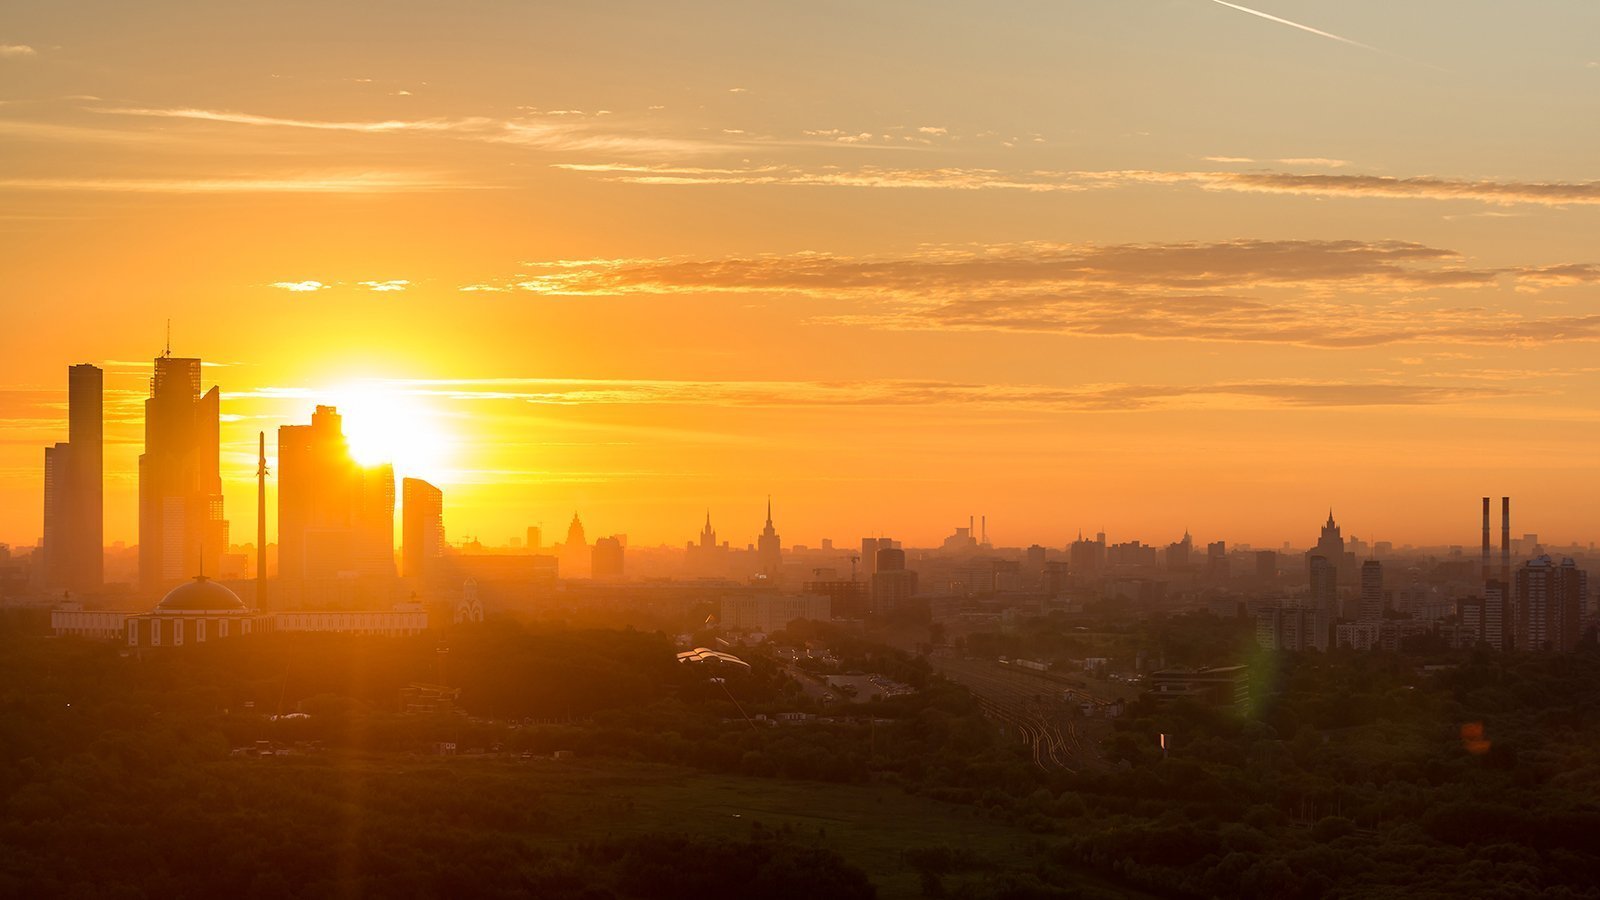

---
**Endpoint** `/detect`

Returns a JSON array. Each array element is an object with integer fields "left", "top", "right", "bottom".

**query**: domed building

[{"left": 124, "top": 575, "right": 272, "bottom": 648}]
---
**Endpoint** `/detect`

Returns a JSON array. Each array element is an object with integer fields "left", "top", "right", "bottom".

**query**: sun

[{"left": 327, "top": 382, "right": 453, "bottom": 480}]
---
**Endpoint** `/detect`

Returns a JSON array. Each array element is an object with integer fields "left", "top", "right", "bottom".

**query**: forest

[{"left": 2, "top": 611, "right": 1599, "bottom": 898}]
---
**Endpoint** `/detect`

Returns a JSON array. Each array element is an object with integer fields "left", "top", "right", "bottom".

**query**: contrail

[{"left": 1207, "top": 0, "right": 1382, "bottom": 53}]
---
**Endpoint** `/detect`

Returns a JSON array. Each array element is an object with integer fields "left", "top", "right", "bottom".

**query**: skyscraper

[
  {"left": 757, "top": 497, "right": 782, "bottom": 580},
  {"left": 278, "top": 406, "right": 395, "bottom": 580},
  {"left": 138, "top": 353, "right": 224, "bottom": 594},
  {"left": 402, "top": 478, "right": 445, "bottom": 583},
  {"left": 41, "top": 364, "right": 104, "bottom": 591}
]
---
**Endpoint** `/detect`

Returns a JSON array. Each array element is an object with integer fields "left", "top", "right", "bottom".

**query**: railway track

[{"left": 936, "top": 657, "right": 1108, "bottom": 772}]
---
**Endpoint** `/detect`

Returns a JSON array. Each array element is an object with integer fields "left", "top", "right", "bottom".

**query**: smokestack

[
  {"left": 981, "top": 515, "right": 987, "bottom": 545},
  {"left": 1501, "top": 496, "right": 1511, "bottom": 584},
  {"left": 969, "top": 515, "right": 974, "bottom": 536},
  {"left": 257, "top": 431, "right": 268, "bottom": 611},
  {"left": 1482, "top": 497, "right": 1491, "bottom": 582}
]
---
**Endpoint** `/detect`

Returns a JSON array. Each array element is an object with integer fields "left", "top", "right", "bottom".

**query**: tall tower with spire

[
  {"left": 699, "top": 511, "right": 716, "bottom": 549},
  {"left": 756, "top": 497, "right": 782, "bottom": 581}
]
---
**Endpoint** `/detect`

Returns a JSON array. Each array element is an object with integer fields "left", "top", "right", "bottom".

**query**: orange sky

[{"left": 4, "top": 2, "right": 1600, "bottom": 551}]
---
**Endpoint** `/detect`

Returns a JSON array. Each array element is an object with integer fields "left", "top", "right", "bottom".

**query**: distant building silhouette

[
  {"left": 278, "top": 406, "right": 395, "bottom": 581},
  {"left": 1516, "top": 555, "right": 1585, "bottom": 652},
  {"left": 402, "top": 478, "right": 444, "bottom": 583},
  {"left": 1358, "top": 559, "right": 1384, "bottom": 622},
  {"left": 1308, "top": 554, "right": 1337, "bottom": 619},
  {"left": 560, "top": 512, "right": 589, "bottom": 577},
  {"left": 41, "top": 363, "right": 103, "bottom": 592},
  {"left": 525, "top": 525, "right": 541, "bottom": 551},
  {"left": 870, "top": 546, "right": 917, "bottom": 612},
  {"left": 757, "top": 498, "right": 782, "bottom": 580},
  {"left": 138, "top": 353, "right": 225, "bottom": 594},
  {"left": 1256, "top": 605, "right": 1329, "bottom": 652},
  {"left": 592, "top": 535, "right": 625, "bottom": 578}
]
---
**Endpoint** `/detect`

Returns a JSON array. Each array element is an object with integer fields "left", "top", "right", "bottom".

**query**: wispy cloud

[
  {"left": 0, "top": 44, "right": 36, "bottom": 59},
  {"left": 483, "top": 241, "right": 1600, "bottom": 349},
  {"left": 94, "top": 105, "right": 730, "bottom": 156},
  {"left": 556, "top": 160, "right": 1600, "bottom": 208},
  {"left": 271, "top": 280, "right": 331, "bottom": 292},
  {"left": 553, "top": 162, "right": 1090, "bottom": 192},
  {"left": 255, "top": 375, "right": 1516, "bottom": 412},
  {"left": 0, "top": 172, "right": 466, "bottom": 193},
  {"left": 360, "top": 279, "right": 409, "bottom": 292}
]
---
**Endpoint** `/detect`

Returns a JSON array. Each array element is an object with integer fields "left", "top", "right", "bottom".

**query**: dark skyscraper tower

[
  {"left": 41, "top": 364, "right": 104, "bottom": 591},
  {"left": 139, "top": 353, "right": 223, "bottom": 594}
]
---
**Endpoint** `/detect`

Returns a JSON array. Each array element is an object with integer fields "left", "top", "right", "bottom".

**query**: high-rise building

[
  {"left": 560, "top": 513, "right": 589, "bottom": 578},
  {"left": 42, "top": 364, "right": 104, "bottom": 591},
  {"left": 757, "top": 497, "right": 782, "bottom": 580},
  {"left": 139, "top": 353, "right": 224, "bottom": 594},
  {"left": 1069, "top": 531, "right": 1105, "bottom": 576},
  {"left": 1516, "top": 556, "right": 1585, "bottom": 652},
  {"left": 402, "top": 478, "right": 444, "bottom": 582},
  {"left": 871, "top": 546, "right": 917, "bottom": 613},
  {"left": 1207, "top": 540, "right": 1229, "bottom": 578},
  {"left": 1165, "top": 531, "right": 1193, "bottom": 570},
  {"left": 1255, "top": 550, "right": 1278, "bottom": 579},
  {"left": 277, "top": 406, "right": 394, "bottom": 580},
  {"left": 525, "top": 525, "right": 542, "bottom": 551},
  {"left": 1256, "top": 605, "right": 1330, "bottom": 652},
  {"left": 1309, "top": 555, "right": 1337, "bottom": 619},
  {"left": 592, "top": 535, "right": 625, "bottom": 578},
  {"left": 1358, "top": 559, "right": 1384, "bottom": 622}
]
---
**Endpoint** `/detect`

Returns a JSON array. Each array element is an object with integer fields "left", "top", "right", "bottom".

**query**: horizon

[{"left": 7, "top": 2, "right": 1600, "bottom": 549}]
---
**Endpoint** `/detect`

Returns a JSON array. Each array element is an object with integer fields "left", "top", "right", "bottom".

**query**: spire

[
  {"left": 765, "top": 495, "right": 773, "bottom": 527},
  {"left": 1326, "top": 508, "right": 1336, "bottom": 528},
  {"left": 705, "top": 509, "right": 712, "bottom": 529},
  {"left": 164, "top": 319, "right": 172, "bottom": 358}
]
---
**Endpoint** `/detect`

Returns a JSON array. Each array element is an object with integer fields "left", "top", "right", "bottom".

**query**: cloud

[
  {"left": 93, "top": 105, "right": 730, "bottom": 156},
  {"left": 0, "top": 44, "right": 36, "bottom": 58},
  {"left": 487, "top": 241, "right": 1600, "bottom": 349},
  {"left": 552, "top": 162, "right": 1091, "bottom": 192},
  {"left": 268, "top": 375, "right": 1517, "bottom": 413},
  {"left": 554, "top": 160, "right": 1600, "bottom": 208},
  {"left": 0, "top": 172, "right": 466, "bottom": 193},
  {"left": 504, "top": 240, "right": 1494, "bottom": 297},
  {"left": 360, "top": 279, "right": 409, "bottom": 291},
  {"left": 271, "top": 280, "right": 331, "bottom": 292}
]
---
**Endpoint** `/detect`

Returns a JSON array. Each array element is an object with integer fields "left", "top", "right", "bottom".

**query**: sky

[{"left": 3, "top": 0, "right": 1600, "bottom": 552}]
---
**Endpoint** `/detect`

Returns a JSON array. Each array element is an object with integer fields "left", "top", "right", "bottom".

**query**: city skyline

[
  {"left": 7, "top": 2, "right": 1600, "bottom": 548},
  {"left": 6, "top": 349, "right": 1593, "bottom": 550}
]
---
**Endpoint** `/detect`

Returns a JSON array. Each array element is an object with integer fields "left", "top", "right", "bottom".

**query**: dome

[{"left": 155, "top": 576, "right": 247, "bottom": 612}]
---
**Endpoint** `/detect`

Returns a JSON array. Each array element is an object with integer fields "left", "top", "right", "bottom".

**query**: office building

[
  {"left": 402, "top": 478, "right": 445, "bottom": 583},
  {"left": 278, "top": 406, "right": 395, "bottom": 581},
  {"left": 41, "top": 364, "right": 103, "bottom": 591},
  {"left": 138, "top": 353, "right": 225, "bottom": 594}
]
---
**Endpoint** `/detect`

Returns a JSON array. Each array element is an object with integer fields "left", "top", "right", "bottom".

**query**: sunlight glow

[{"left": 327, "top": 382, "right": 453, "bottom": 481}]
